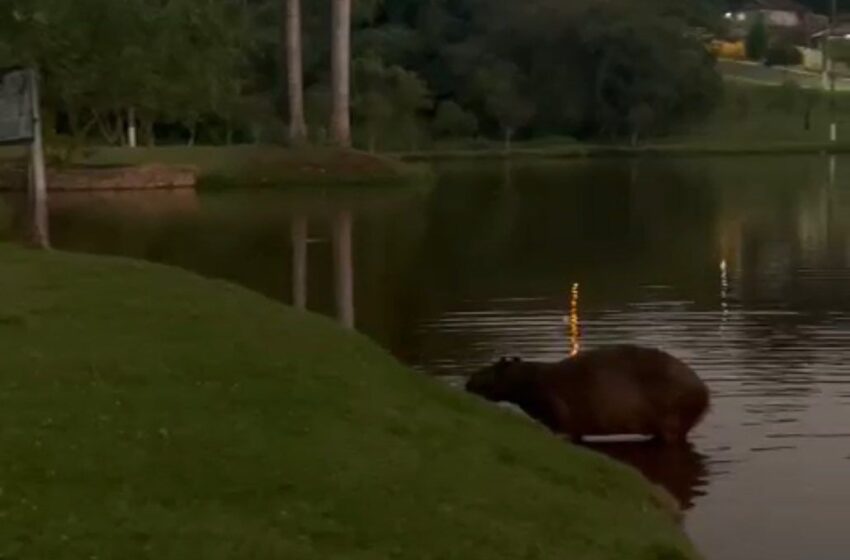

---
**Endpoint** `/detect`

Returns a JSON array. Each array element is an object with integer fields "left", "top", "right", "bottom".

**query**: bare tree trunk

[
  {"left": 285, "top": 0, "right": 308, "bottom": 145},
  {"left": 503, "top": 127, "right": 513, "bottom": 153},
  {"left": 329, "top": 0, "right": 352, "bottom": 147},
  {"left": 187, "top": 121, "right": 197, "bottom": 146},
  {"left": 127, "top": 107, "right": 137, "bottom": 148},
  {"left": 143, "top": 118, "right": 156, "bottom": 147}
]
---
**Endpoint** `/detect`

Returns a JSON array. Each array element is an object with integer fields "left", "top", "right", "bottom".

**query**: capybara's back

[
  {"left": 465, "top": 345, "right": 709, "bottom": 443},
  {"left": 546, "top": 345, "right": 709, "bottom": 442}
]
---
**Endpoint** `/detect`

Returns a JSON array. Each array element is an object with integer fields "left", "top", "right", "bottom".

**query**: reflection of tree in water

[
  {"left": 582, "top": 441, "right": 710, "bottom": 511},
  {"left": 718, "top": 156, "right": 850, "bottom": 311}
]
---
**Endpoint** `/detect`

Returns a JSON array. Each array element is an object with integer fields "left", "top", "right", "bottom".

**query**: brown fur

[{"left": 465, "top": 345, "right": 709, "bottom": 444}]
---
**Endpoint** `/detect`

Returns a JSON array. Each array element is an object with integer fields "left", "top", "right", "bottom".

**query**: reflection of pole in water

[
  {"left": 568, "top": 282, "right": 580, "bottom": 356},
  {"left": 829, "top": 155, "right": 836, "bottom": 188},
  {"left": 333, "top": 210, "right": 355, "bottom": 329},
  {"left": 291, "top": 217, "right": 308, "bottom": 310},
  {"left": 720, "top": 259, "right": 729, "bottom": 324}
]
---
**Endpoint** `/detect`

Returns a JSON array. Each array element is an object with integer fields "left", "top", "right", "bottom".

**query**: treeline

[{"left": 0, "top": 0, "right": 725, "bottom": 150}]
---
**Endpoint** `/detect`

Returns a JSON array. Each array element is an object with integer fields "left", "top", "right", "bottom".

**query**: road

[{"left": 717, "top": 59, "right": 850, "bottom": 91}]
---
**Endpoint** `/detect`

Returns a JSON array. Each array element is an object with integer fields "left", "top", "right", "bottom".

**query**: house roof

[{"left": 740, "top": 0, "right": 811, "bottom": 13}]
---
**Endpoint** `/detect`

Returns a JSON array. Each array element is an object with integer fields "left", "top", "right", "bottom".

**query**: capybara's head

[{"left": 465, "top": 357, "right": 523, "bottom": 401}]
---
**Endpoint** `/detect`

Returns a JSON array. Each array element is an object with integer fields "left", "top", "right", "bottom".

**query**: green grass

[
  {"left": 0, "top": 145, "right": 432, "bottom": 190},
  {"left": 398, "top": 141, "right": 850, "bottom": 162},
  {"left": 0, "top": 245, "right": 697, "bottom": 560},
  {"left": 79, "top": 146, "right": 432, "bottom": 189}
]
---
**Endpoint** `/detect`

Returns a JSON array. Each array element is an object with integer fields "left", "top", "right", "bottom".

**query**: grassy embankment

[
  {"left": 0, "top": 146, "right": 431, "bottom": 189},
  {"left": 401, "top": 80, "right": 850, "bottom": 161},
  {"left": 0, "top": 245, "right": 698, "bottom": 559}
]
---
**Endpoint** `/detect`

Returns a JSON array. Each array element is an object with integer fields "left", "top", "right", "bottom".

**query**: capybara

[{"left": 465, "top": 345, "right": 709, "bottom": 444}]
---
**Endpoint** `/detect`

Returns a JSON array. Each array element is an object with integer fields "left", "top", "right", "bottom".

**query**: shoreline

[
  {"left": 397, "top": 142, "right": 850, "bottom": 162},
  {"left": 0, "top": 244, "right": 700, "bottom": 559}
]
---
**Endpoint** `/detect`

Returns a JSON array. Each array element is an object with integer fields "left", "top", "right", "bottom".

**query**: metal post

[
  {"left": 28, "top": 69, "right": 49, "bottom": 248},
  {"left": 829, "top": 0, "right": 838, "bottom": 142}
]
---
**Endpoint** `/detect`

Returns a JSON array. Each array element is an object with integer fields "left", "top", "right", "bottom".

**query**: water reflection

[
  {"left": 583, "top": 441, "right": 709, "bottom": 510},
  {"left": 567, "top": 282, "right": 580, "bottom": 356},
  {"left": 332, "top": 210, "right": 355, "bottom": 329},
  {"left": 17, "top": 155, "right": 850, "bottom": 560},
  {"left": 291, "top": 216, "right": 308, "bottom": 310}
]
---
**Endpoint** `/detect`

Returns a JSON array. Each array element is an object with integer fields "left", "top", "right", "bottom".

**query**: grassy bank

[
  {"left": 0, "top": 146, "right": 431, "bottom": 189},
  {"left": 399, "top": 141, "right": 850, "bottom": 162},
  {"left": 0, "top": 245, "right": 697, "bottom": 559}
]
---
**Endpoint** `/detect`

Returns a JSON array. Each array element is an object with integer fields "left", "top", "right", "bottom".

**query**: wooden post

[
  {"left": 332, "top": 210, "right": 354, "bottom": 328},
  {"left": 28, "top": 69, "right": 49, "bottom": 249},
  {"left": 291, "top": 216, "right": 308, "bottom": 309}
]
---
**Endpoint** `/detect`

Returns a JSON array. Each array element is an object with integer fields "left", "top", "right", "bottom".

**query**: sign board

[{"left": 0, "top": 69, "right": 34, "bottom": 145}]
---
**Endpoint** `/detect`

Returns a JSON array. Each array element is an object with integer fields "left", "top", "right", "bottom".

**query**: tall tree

[
  {"left": 284, "top": 0, "right": 308, "bottom": 144},
  {"left": 330, "top": 0, "right": 352, "bottom": 146}
]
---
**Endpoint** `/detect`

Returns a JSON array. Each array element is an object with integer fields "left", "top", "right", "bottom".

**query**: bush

[
  {"left": 765, "top": 42, "right": 803, "bottom": 67},
  {"left": 745, "top": 17, "right": 768, "bottom": 60},
  {"left": 432, "top": 101, "right": 479, "bottom": 139}
]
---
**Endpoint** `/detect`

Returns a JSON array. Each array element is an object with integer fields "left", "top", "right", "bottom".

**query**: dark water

[{"left": 5, "top": 155, "right": 850, "bottom": 559}]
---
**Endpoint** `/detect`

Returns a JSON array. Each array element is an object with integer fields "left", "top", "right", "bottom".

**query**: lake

[{"left": 5, "top": 154, "right": 850, "bottom": 560}]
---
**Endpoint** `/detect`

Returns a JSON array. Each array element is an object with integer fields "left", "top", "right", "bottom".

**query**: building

[
  {"left": 726, "top": 0, "right": 828, "bottom": 45},
  {"left": 811, "top": 17, "right": 850, "bottom": 75}
]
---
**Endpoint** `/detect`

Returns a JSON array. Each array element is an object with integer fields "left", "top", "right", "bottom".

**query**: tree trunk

[
  {"left": 127, "top": 107, "right": 137, "bottom": 148},
  {"left": 285, "top": 0, "right": 308, "bottom": 145},
  {"left": 142, "top": 118, "right": 155, "bottom": 147},
  {"left": 503, "top": 127, "right": 513, "bottom": 153},
  {"left": 187, "top": 122, "right": 197, "bottom": 146},
  {"left": 329, "top": 0, "right": 352, "bottom": 147}
]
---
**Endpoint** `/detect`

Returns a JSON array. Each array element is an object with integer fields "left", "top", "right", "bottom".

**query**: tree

[
  {"left": 284, "top": 0, "right": 308, "bottom": 144},
  {"left": 746, "top": 16, "right": 768, "bottom": 61},
  {"left": 353, "top": 54, "right": 431, "bottom": 151},
  {"left": 472, "top": 62, "right": 535, "bottom": 150},
  {"left": 330, "top": 0, "right": 352, "bottom": 146},
  {"left": 432, "top": 101, "right": 478, "bottom": 139}
]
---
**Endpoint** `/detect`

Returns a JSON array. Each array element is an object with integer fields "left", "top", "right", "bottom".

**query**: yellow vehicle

[{"left": 710, "top": 39, "right": 747, "bottom": 60}]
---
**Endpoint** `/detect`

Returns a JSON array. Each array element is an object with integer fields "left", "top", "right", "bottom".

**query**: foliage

[
  {"left": 432, "top": 101, "right": 478, "bottom": 138},
  {"left": 765, "top": 41, "right": 803, "bottom": 67},
  {"left": 745, "top": 16, "right": 768, "bottom": 61},
  {"left": 352, "top": 54, "right": 432, "bottom": 151},
  {"left": 0, "top": 0, "right": 726, "bottom": 147}
]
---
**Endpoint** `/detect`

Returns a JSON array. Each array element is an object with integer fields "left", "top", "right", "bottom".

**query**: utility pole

[
  {"left": 829, "top": 0, "right": 837, "bottom": 142},
  {"left": 28, "top": 69, "right": 48, "bottom": 248}
]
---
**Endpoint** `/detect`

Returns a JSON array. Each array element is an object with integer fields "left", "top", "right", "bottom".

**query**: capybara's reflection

[{"left": 582, "top": 440, "right": 709, "bottom": 511}]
